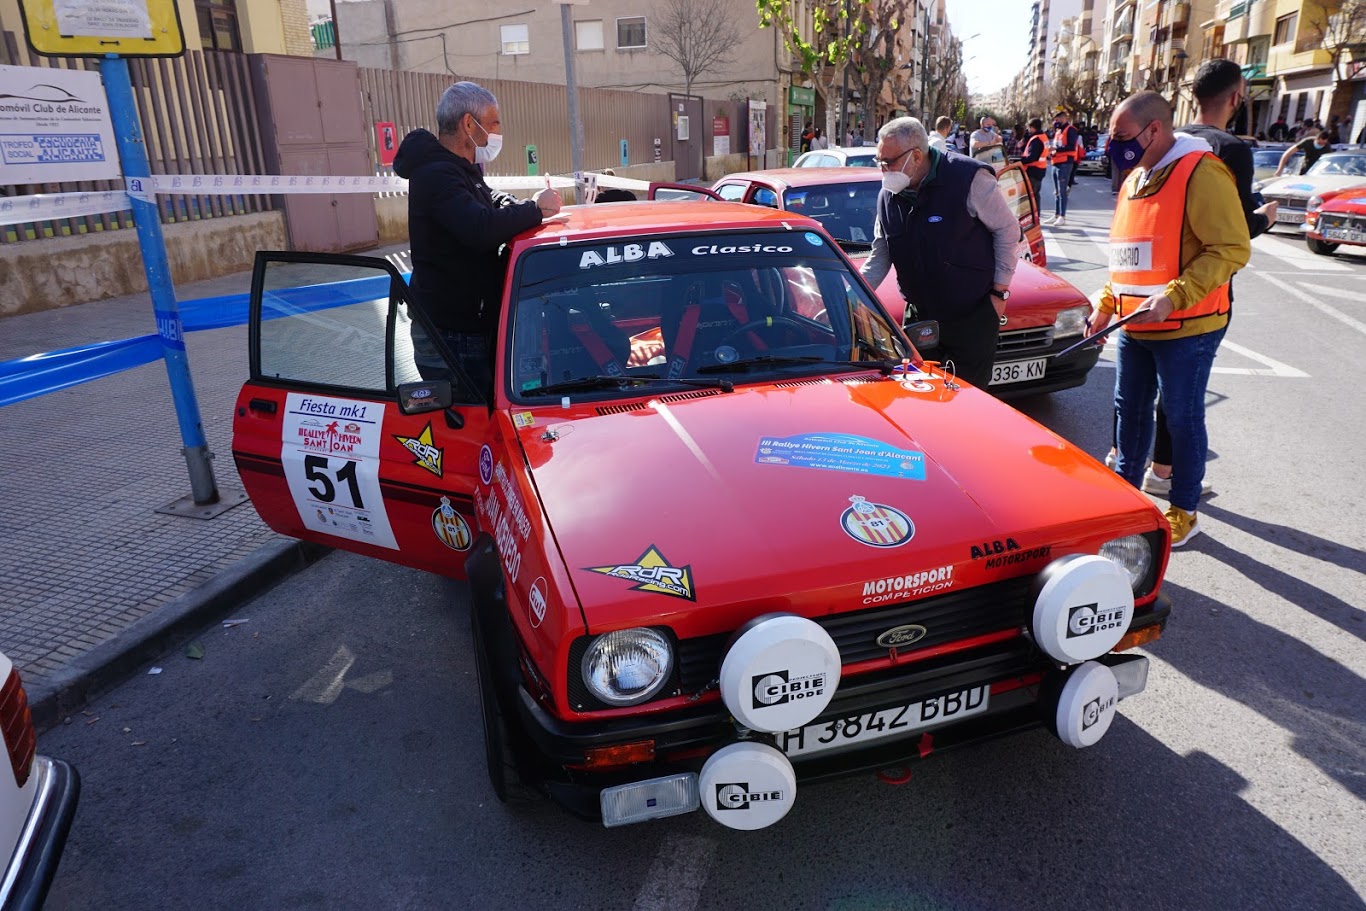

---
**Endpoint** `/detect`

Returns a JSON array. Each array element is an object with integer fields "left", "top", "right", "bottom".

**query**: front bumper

[
  {"left": 1, "top": 756, "right": 81, "bottom": 911},
  {"left": 518, "top": 596, "right": 1169, "bottom": 820},
  {"left": 990, "top": 335, "right": 1102, "bottom": 399}
]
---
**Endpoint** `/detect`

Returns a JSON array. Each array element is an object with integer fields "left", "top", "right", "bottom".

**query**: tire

[
  {"left": 1307, "top": 237, "right": 1340, "bottom": 256},
  {"left": 472, "top": 618, "right": 544, "bottom": 805}
]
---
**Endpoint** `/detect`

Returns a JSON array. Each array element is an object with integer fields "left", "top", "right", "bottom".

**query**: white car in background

[
  {"left": 1, "top": 652, "right": 79, "bottom": 910},
  {"left": 791, "top": 146, "right": 878, "bottom": 168},
  {"left": 1254, "top": 150, "right": 1366, "bottom": 230}
]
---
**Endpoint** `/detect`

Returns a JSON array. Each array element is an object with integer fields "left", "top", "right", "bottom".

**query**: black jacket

[
  {"left": 393, "top": 129, "right": 542, "bottom": 334},
  {"left": 1178, "top": 123, "right": 1269, "bottom": 239}
]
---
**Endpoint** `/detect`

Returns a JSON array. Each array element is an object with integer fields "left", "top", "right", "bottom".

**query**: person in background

[
  {"left": 811, "top": 127, "right": 829, "bottom": 150},
  {"left": 1275, "top": 129, "right": 1335, "bottom": 176},
  {"left": 969, "top": 116, "right": 1002, "bottom": 156},
  {"left": 1020, "top": 117, "right": 1049, "bottom": 203},
  {"left": 862, "top": 117, "right": 1019, "bottom": 388},
  {"left": 929, "top": 115, "right": 953, "bottom": 152},
  {"left": 1294, "top": 117, "right": 1315, "bottom": 140},
  {"left": 1045, "top": 110, "right": 1082, "bottom": 225},
  {"left": 394, "top": 80, "right": 561, "bottom": 396},
  {"left": 800, "top": 122, "right": 814, "bottom": 154},
  {"left": 1268, "top": 116, "right": 1289, "bottom": 141},
  {"left": 1091, "top": 91, "right": 1250, "bottom": 546}
]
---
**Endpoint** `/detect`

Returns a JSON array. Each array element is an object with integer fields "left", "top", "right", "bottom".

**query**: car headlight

[
  {"left": 1307, "top": 195, "right": 1323, "bottom": 211},
  {"left": 1252, "top": 179, "right": 1266, "bottom": 193},
  {"left": 1052, "top": 305, "right": 1090, "bottom": 339},
  {"left": 1099, "top": 534, "right": 1153, "bottom": 592},
  {"left": 581, "top": 628, "right": 674, "bottom": 706}
]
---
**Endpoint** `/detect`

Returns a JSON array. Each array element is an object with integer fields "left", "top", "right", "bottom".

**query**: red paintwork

[{"left": 1305, "top": 183, "right": 1366, "bottom": 243}]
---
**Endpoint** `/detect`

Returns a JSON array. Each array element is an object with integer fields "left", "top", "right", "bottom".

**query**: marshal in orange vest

[{"left": 1107, "top": 151, "right": 1232, "bottom": 334}]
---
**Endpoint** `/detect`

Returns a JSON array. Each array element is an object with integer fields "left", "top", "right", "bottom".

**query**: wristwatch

[{"left": 990, "top": 288, "right": 1011, "bottom": 301}]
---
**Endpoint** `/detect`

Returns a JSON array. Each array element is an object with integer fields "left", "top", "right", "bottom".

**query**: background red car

[{"left": 1304, "top": 184, "right": 1366, "bottom": 255}]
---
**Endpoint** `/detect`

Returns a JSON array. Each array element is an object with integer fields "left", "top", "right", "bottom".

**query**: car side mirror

[
  {"left": 903, "top": 319, "right": 940, "bottom": 351},
  {"left": 397, "top": 380, "right": 453, "bottom": 415}
]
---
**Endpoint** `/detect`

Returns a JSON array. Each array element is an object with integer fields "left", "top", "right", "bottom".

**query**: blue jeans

[
  {"left": 1052, "top": 162, "right": 1075, "bottom": 216},
  {"left": 1114, "top": 325, "right": 1227, "bottom": 511}
]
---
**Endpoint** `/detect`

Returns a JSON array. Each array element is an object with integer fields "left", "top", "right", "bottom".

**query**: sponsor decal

[
  {"left": 841, "top": 496, "right": 914, "bottom": 548},
  {"left": 970, "top": 539, "right": 1053, "bottom": 567},
  {"left": 476, "top": 459, "right": 532, "bottom": 583},
  {"left": 751, "top": 669, "right": 826, "bottom": 708},
  {"left": 1066, "top": 603, "right": 1127, "bottom": 639},
  {"left": 393, "top": 423, "right": 443, "bottom": 477},
  {"left": 512, "top": 411, "right": 536, "bottom": 429},
  {"left": 715, "top": 782, "right": 784, "bottom": 811},
  {"left": 804, "top": 231, "right": 822, "bottom": 246},
  {"left": 579, "top": 241, "right": 674, "bottom": 269},
  {"left": 478, "top": 445, "right": 494, "bottom": 485},
  {"left": 875, "top": 624, "right": 928, "bottom": 649},
  {"left": 431, "top": 496, "right": 472, "bottom": 552},
  {"left": 971, "top": 538, "right": 1020, "bottom": 559},
  {"left": 754, "top": 433, "right": 926, "bottom": 481},
  {"left": 861, "top": 565, "right": 954, "bottom": 604},
  {"left": 691, "top": 243, "right": 794, "bottom": 255},
  {"left": 1082, "top": 694, "right": 1115, "bottom": 731},
  {"left": 585, "top": 545, "right": 695, "bottom": 601},
  {"left": 528, "top": 576, "right": 548, "bottom": 628},
  {"left": 408, "top": 387, "right": 432, "bottom": 400}
]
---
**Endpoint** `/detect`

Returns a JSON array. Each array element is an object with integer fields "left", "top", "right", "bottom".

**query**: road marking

[
  {"left": 1091, "top": 339, "right": 1309, "bottom": 377},
  {"left": 1259, "top": 274, "right": 1366, "bottom": 336},
  {"left": 633, "top": 835, "right": 717, "bottom": 911},
  {"left": 1043, "top": 231, "right": 1067, "bottom": 266},
  {"left": 1247, "top": 238, "right": 1352, "bottom": 272},
  {"left": 291, "top": 645, "right": 355, "bottom": 705}
]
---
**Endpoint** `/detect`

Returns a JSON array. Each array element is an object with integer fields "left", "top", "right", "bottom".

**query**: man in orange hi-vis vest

[{"left": 1088, "top": 91, "right": 1250, "bottom": 547}]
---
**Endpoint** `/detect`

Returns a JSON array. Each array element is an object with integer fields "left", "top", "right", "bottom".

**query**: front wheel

[
  {"left": 473, "top": 619, "right": 544, "bottom": 805},
  {"left": 1307, "top": 237, "right": 1340, "bottom": 256}
]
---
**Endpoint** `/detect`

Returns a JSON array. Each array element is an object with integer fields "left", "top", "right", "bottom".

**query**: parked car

[
  {"left": 656, "top": 166, "right": 1102, "bottom": 398},
  {"left": 1077, "top": 146, "right": 1109, "bottom": 175},
  {"left": 233, "top": 202, "right": 1172, "bottom": 832},
  {"left": 792, "top": 146, "right": 878, "bottom": 168},
  {"left": 1254, "top": 151, "right": 1366, "bottom": 230},
  {"left": 1304, "top": 184, "right": 1366, "bottom": 255},
  {"left": 1, "top": 652, "right": 80, "bottom": 909}
]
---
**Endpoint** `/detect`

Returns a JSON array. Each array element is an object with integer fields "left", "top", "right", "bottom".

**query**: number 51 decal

[{"left": 305, "top": 454, "right": 364, "bottom": 509}]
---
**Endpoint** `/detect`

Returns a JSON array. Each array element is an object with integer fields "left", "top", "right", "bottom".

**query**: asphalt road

[{"left": 41, "top": 177, "right": 1366, "bottom": 911}]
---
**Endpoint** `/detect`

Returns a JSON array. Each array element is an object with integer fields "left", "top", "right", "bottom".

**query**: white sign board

[
  {"left": 0, "top": 64, "right": 120, "bottom": 186},
  {"left": 748, "top": 100, "right": 767, "bottom": 158},
  {"left": 53, "top": 0, "right": 152, "bottom": 38}
]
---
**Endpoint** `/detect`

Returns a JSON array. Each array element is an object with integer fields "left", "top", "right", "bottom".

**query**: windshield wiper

[
  {"left": 523, "top": 374, "right": 733, "bottom": 396},
  {"left": 697, "top": 355, "right": 904, "bottom": 375}
]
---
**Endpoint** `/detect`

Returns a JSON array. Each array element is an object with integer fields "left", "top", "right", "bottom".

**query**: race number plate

[
  {"left": 990, "top": 357, "right": 1046, "bottom": 385},
  {"left": 775, "top": 685, "right": 990, "bottom": 758}
]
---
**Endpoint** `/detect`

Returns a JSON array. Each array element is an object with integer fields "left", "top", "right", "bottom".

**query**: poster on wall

[
  {"left": 748, "top": 100, "right": 767, "bottom": 161},
  {"left": 713, "top": 116, "right": 730, "bottom": 157},
  {"left": 0, "top": 64, "right": 120, "bottom": 185}
]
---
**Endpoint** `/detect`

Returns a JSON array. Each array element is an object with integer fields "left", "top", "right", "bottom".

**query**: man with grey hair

[
  {"left": 969, "top": 115, "right": 1001, "bottom": 157},
  {"left": 861, "top": 116, "right": 1019, "bottom": 388},
  {"left": 394, "top": 80, "right": 561, "bottom": 397}
]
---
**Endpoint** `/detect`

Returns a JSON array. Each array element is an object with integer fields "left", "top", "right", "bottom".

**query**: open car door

[
  {"left": 646, "top": 183, "right": 722, "bottom": 202},
  {"left": 997, "top": 163, "right": 1046, "bottom": 267},
  {"left": 232, "top": 252, "right": 487, "bottom": 580}
]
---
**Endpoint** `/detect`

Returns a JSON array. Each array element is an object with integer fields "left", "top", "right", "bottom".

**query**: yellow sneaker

[{"left": 1164, "top": 505, "right": 1200, "bottom": 548}]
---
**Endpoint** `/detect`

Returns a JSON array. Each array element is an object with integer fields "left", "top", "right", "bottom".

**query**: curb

[{"left": 27, "top": 538, "right": 330, "bottom": 732}]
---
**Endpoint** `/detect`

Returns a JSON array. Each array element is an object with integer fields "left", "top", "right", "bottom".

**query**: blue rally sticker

[
  {"left": 804, "top": 231, "right": 822, "bottom": 246},
  {"left": 754, "top": 433, "right": 927, "bottom": 480}
]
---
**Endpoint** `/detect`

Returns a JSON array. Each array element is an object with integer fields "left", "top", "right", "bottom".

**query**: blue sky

[{"left": 947, "top": 0, "right": 1037, "bottom": 95}]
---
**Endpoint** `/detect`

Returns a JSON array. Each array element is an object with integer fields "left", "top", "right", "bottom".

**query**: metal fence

[
  {"left": 0, "top": 32, "right": 273, "bottom": 243},
  {"left": 358, "top": 66, "right": 671, "bottom": 180}
]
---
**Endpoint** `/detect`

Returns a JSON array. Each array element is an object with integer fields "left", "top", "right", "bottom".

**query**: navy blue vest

[{"left": 877, "top": 151, "right": 996, "bottom": 323}]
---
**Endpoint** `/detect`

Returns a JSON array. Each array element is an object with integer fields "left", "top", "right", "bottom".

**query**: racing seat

[
  {"left": 536, "top": 293, "right": 632, "bottom": 384},
  {"left": 658, "top": 275, "right": 774, "bottom": 375}
]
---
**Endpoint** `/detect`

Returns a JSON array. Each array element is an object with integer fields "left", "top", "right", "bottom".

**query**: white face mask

[
  {"left": 881, "top": 150, "right": 915, "bottom": 195},
  {"left": 470, "top": 117, "right": 503, "bottom": 164}
]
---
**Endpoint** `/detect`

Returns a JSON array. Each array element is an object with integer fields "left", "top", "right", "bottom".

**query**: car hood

[
  {"left": 1320, "top": 188, "right": 1366, "bottom": 211},
  {"left": 517, "top": 378, "right": 1158, "bottom": 634},
  {"left": 1261, "top": 175, "right": 1366, "bottom": 197}
]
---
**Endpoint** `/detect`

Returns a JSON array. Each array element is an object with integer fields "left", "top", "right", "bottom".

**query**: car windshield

[
  {"left": 782, "top": 183, "right": 880, "bottom": 244},
  {"left": 1307, "top": 153, "right": 1366, "bottom": 177},
  {"left": 841, "top": 152, "right": 877, "bottom": 167},
  {"left": 507, "top": 229, "right": 909, "bottom": 400}
]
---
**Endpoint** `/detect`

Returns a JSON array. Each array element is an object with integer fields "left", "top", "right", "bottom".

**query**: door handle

[{"left": 249, "top": 398, "right": 278, "bottom": 414}]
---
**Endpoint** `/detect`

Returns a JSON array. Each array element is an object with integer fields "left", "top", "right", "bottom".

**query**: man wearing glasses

[{"left": 860, "top": 117, "right": 1020, "bottom": 388}]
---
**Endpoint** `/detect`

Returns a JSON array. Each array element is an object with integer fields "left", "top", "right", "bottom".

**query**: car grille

[
  {"left": 1262, "top": 193, "right": 1307, "bottom": 210},
  {"left": 1319, "top": 213, "right": 1364, "bottom": 231},
  {"left": 997, "top": 326, "right": 1054, "bottom": 355}
]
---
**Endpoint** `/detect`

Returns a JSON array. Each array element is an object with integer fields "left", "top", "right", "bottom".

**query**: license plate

[
  {"left": 1276, "top": 210, "right": 1304, "bottom": 223},
  {"left": 1324, "top": 228, "right": 1366, "bottom": 243},
  {"left": 990, "top": 357, "right": 1046, "bottom": 385},
  {"left": 775, "top": 685, "right": 990, "bottom": 758}
]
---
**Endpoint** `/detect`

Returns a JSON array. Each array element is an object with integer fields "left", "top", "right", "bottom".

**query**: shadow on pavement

[{"left": 1200, "top": 501, "right": 1366, "bottom": 578}]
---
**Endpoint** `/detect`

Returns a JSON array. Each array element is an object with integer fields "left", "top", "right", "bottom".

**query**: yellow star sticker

[{"left": 393, "top": 423, "right": 443, "bottom": 477}]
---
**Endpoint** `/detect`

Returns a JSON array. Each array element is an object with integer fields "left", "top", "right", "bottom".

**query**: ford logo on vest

[
  {"left": 928, "top": 215, "right": 943, "bottom": 223},
  {"left": 876, "top": 624, "right": 929, "bottom": 649}
]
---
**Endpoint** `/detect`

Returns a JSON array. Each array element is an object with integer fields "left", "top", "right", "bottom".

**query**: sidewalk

[{"left": 0, "top": 243, "right": 409, "bottom": 725}]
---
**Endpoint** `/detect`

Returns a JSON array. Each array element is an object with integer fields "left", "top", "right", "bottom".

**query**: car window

[
  {"left": 716, "top": 183, "right": 748, "bottom": 202},
  {"left": 781, "top": 182, "right": 879, "bottom": 244},
  {"left": 1308, "top": 153, "right": 1366, "bottom": 177},
  {"left": 750, "top": 187, "right": 780, "bottom": 208},
  {"left": 506, "top": 230, "right": 908, "bottom": 399},
  {"left": 256, "top": 259, "right": 478, "bottom": 401},
  {"left": 997, "top": 167, "right": 1036, "bottom": 225},
  {"left": 843, "top": 153, "right": 877, "bottom": 167}
]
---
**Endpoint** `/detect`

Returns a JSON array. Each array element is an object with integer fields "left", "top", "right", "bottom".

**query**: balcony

[{"left": 1268, "top": 42, "right": 1333, "bottom": 74}]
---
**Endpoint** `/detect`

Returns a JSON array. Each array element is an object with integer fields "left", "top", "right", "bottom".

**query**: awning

[{"left": 1241, "top": 64, "right": 1266, "bottom": 79}]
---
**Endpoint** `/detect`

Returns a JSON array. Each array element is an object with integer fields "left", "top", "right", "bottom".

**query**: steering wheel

[{"left": 718, "top": 315, "right": 810, "bottom": 350}]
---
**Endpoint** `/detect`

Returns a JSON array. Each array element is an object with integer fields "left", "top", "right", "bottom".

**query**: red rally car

[
  {"left": 233, "top": 202, "right": 1172, "bottom": 831},
  {"left": 1303, "top": 183, "right": 1366, "bottom": 255}
]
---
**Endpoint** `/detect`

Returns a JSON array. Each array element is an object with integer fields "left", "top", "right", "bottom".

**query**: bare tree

[
  {"left": 1048, "top": 63, "right": 1097, "bottom": 121},
  {"left": 848, "top": 0, "right": 913, "bottom": 135},
  {"left": 1304, "top": 0, "right": 1366, "bottom": 86},
  {"left": 652, "top": 0, "right": 745, "bottom": 101}
]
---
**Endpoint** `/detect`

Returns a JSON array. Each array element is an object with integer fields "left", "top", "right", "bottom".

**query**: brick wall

[{"left": 280, "top": 0, "right": 315, "bottom": 57}]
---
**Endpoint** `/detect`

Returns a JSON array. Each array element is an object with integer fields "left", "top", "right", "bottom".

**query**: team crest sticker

[
  {"left": 586, "top": 545, "right": 696, "bottom": 601},
  {"left": 394, "top": 423, "right": 442, "bottom": 477},
  {"left": 431, "top": 496, "right": 472, "bottom": 551},
  {"left": 841, "top": 495, "right": 914, "bottom": 548}
]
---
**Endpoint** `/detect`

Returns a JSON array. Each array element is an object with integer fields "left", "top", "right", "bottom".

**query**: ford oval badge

[{"left": 876, "top": 624, "right": 928, "bottom": 649}]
